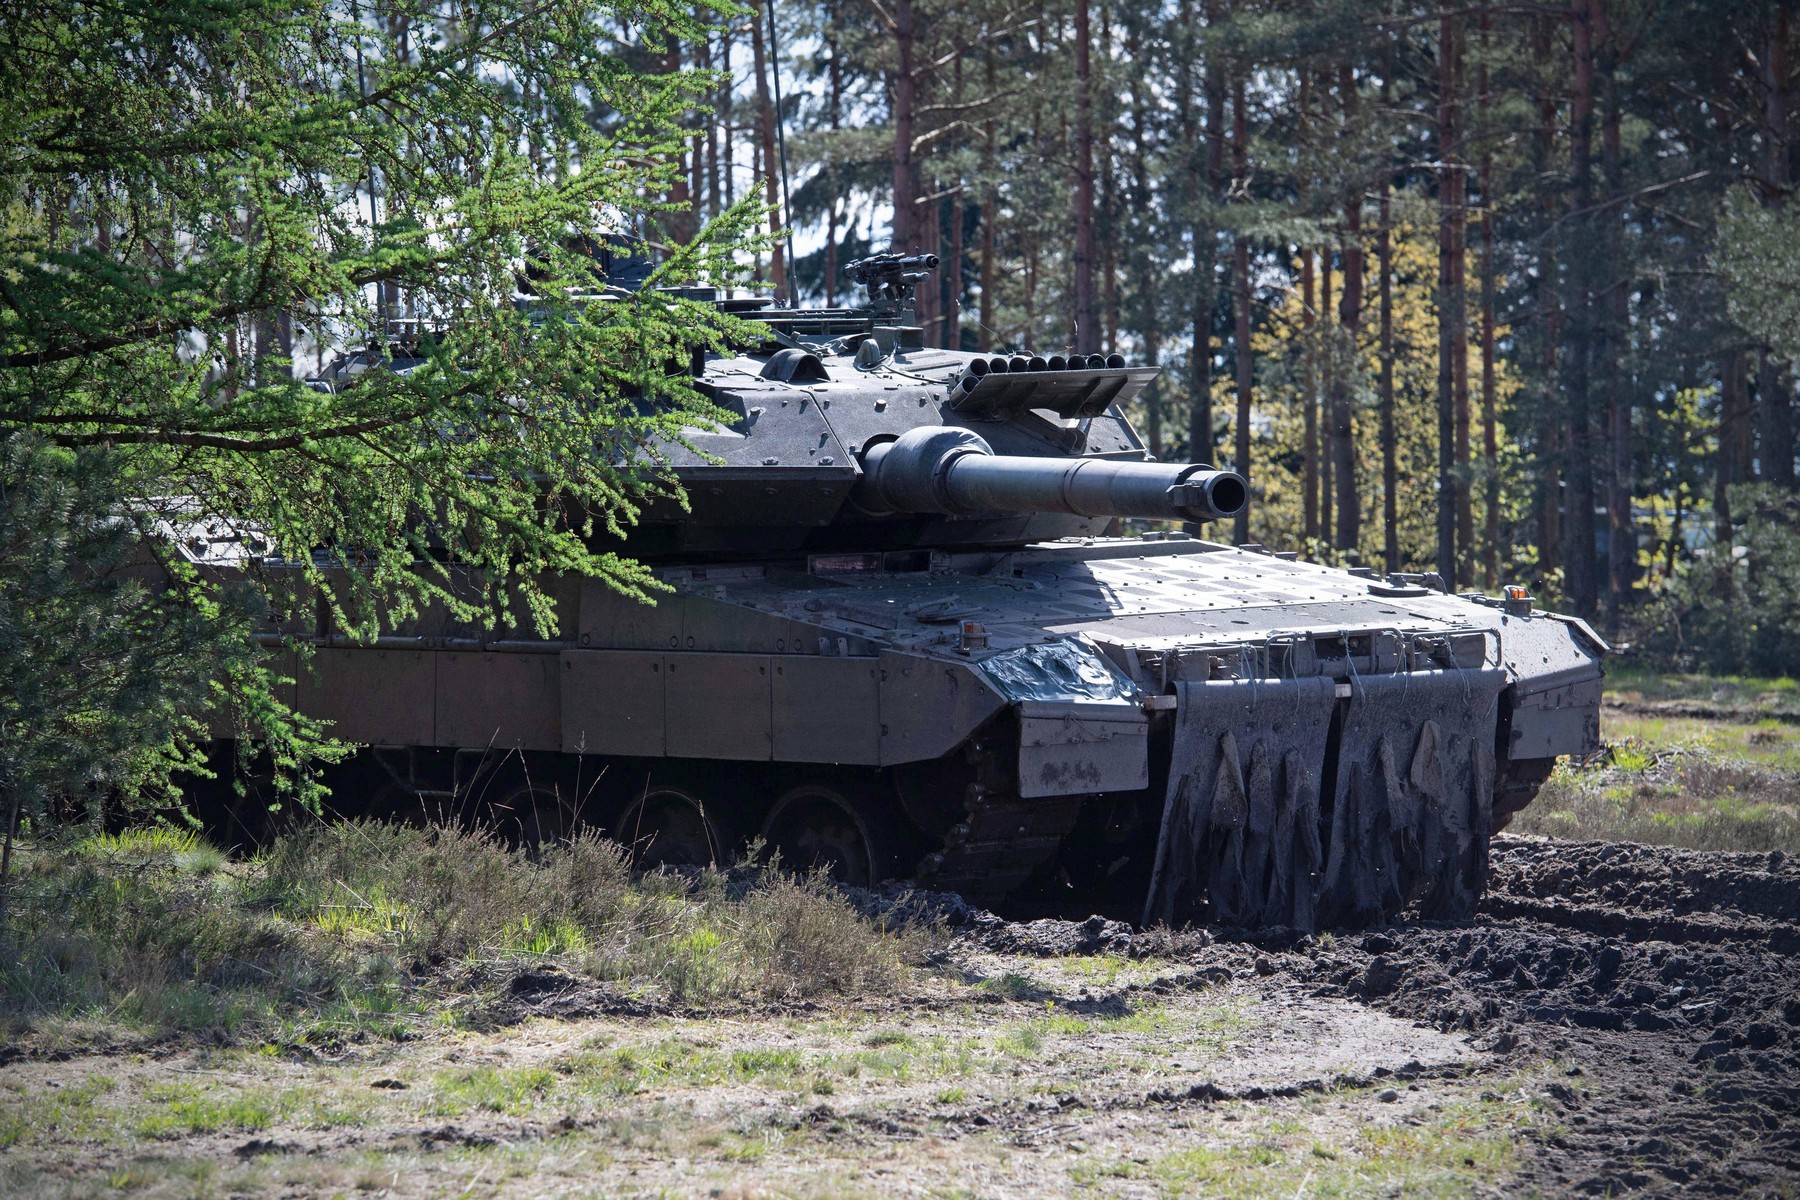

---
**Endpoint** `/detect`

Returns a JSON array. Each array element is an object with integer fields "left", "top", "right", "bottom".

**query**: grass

[
  {"left": 1508, "top": 667, "right": 1800, "bottom": 853},
  {"left": 1072, "top": 1075, "right": 1559, "bottom": 1199},
  {"left": 0, "top": 1076, "right": 117, "bottom": 1149},
  {"left": 539, "top": 997, "right": 1237, "bottom": 1104},
  {"left": 1604, "top": 665, "right": 1800, "bottom": 721},
  {"left": 1513, "top": 710, "right": 1800, "bottom": 853},
  {"left": 0, "top": 822, "right": 938, "bottom": 1053},
  {"left": 134, "top": 1082, "right": 280, "bottom": 1138}
]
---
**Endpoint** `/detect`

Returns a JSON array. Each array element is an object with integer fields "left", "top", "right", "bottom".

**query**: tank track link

[
  {"left": 1491, "top": 757, "right": 1558, "bottom": 832},
  {"left": 915, "top": 784, "right": 1083, "bottom": 903}
]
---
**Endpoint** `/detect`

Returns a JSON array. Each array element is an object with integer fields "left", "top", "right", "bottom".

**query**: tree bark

[
  {"left": 891, "top": 0, "right": 918, "bottom": 256},
  {"left": 1436, "top": 2, "right": 1462, "bottom": 586},
  {"left": 1718, "top": 350, "right": 1751, "bottom": 540},
  {"left": 1130, "top": 24, "right": 1163, "bottom": 458},
  {"left": 1599, "top": 0, "right": 1632, "bottom": 622},
  {"left": 1099, "top": 3, "right": 1119, "bottom": 350},
  {"left": 1479, "top": 6, "right": 1500, "bottom": 588},
  {"left": 1232, "top": 78, "right": 1254, "bottom": 545},
  {"left": 0, "top": 789, "right": 19, "bottom": 945},
  {"left": 1301, "top": 246, "right": 1318, "bottom": 542},
  {"left": 1321, "top": 245, "right": 1334, "bottom": 540},
  {"left": 824, "top": 41, "right": 843, "bottom": 305},
  {"left": 1073, "top": 0, "right": 1100, "bottom": 353},
  {"left": 1335, "top": 124, "right": 1364, "bottom": 551},
  {"left": 1758, "top": 7, "right": 1796, "bottom": 487},
  {"left": 943, "top": 51, "right": 965, "bottom": 349},
  {"left": 666, "top": 44, "right": 696, "bottom": 247},
  {"left": 1189, "top": 0, "right": 1226, "bottom": 464},
  {"left": 1533, "top": 14, "right": 1562, "bottom": 586},
  {"left": 1379, "top": 177, "right": 1398, "bottom": 574},
  {"left": 750, "top": 0, "right": 785, "bottom": 296},
  {"left": 979, "top": 45, "right": 998, "bottom": 352},
  {"left": 707, "top": 28, "right": 723, "bottom": 219},
  {"left": 1562, "top": 0, "right": 1600, "bottom": 617}
]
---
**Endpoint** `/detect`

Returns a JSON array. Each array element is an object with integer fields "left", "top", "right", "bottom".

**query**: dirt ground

[{"left": 2, "top": 835, "right": 1797, "bottom": 1198}]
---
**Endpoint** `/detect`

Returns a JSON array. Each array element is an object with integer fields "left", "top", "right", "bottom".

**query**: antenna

[{"left": 765, "top": 0, "right": 799, "bottom": 301}]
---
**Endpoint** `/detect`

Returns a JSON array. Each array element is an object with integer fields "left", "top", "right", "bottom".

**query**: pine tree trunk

[
  {"left": 891, "top": 0, "right": 917, "bottom": 255},
  {"left": 1189, "top": 0, "right": 1225, "bottom": 465},
  {"left": 0, "top": 788, "right": 19, "bottom": 944},
  {"left": 750, "top": 0, "right": 784, "bottom": 295},
  {"left": 1562, "top": 0, "right": 1600, "bottom": 617},
  {"left": 707, "top": 29, "right": 722, "bottom": 219},
  {"left": 1758, "top": 7, "right": 1796, "bottom": 487},
  {"left": 1301, "top": 246, "right": 1318, "bottom": 542},
  {"left": 1451, "top": 46, "right": 1473, "bottom": 588},
  {"left": 1379, "top": 177, "right": 1398, "bottom": 574},
  {"left": 946, "top": 195, "right": 964, "bottom": 348},
  {"left": 1232, "top": 78, "right": 1253, "bottom": 545},
  {"left": 1321, "top": 247, "right": 1334, "bottom": 541},
  {"left": 979, "top": 46, "right": 998, "bottom": 353},
  {"left": 824, "top": 42, "right": 843, "bottom": 305},
  {"left": 917, "top": 196, "right": 942, "bottom": 339},
  {"left": 1436, "top": 1, "right": 1461, "bottom": 586},
  {"left": 720, "top": 26, "right": 734, "bottom": 210},
  {"left": 1335, "top": 108, "right": 1364, "bottom": 556},
  {"left": 1073, "top": 0, "right": 1100, "bottom": 353},
  {"left": 1130, "top": 31, "right": 1163, "bottom": 458},
  {"left": 1534, "top": 15, "right": 1562, "bottom": 585},
  {"left": 1481, "top": 187, "right": 1500, "bottom": 588},
  {"left": 666, "top": 45, "right": 696, "bottom": 246},
  {"left": 1600, "top": 0, "right": 1632, "bottom": 623},
  {"left": 1099, "top": 4, "right": 1119, "bottom": 350},
  {"left": 1718, "top": 350, "right": 1750, "bottom": 540},
  {"left": 1479, "top": 7, "right": 1500, "bottom": 588}
]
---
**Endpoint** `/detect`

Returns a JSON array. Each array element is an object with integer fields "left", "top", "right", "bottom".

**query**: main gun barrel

[{"left": 855, "top": 426, "right": 1247, "bottom": 524}]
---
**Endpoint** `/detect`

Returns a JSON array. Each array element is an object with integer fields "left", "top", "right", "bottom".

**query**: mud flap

[
  {"left": 1317, "top": 669, "right": 1505, "bottom": 928},
  {"left": 1141, "top": 677, "right": 1335, "bottom": 929},
  {"left": 1143, "top": 668, "right": 1505, "bottom": 931}
]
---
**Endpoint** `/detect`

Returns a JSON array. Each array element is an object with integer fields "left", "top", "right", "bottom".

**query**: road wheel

[
  {"left": 758, "top": 781, "right": 893, "bottom": 888},
  {"left": 616, "top": 781, "right": 731, "bottom": 868},
  {"left": 487, "top": 779, "right": 578, "bottom": 853}
]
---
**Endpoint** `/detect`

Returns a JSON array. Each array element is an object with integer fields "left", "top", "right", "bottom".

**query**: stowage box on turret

[{"left": 188, "top": 254, "right": 1603, "bottom": 929}]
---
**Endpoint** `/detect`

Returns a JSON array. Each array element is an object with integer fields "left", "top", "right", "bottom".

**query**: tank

[{"left": 182, "top": 254, "right": 1604, "bottom": 930}]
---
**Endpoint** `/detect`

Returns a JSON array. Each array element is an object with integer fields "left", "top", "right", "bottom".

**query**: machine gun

[{"left": 846, "top": 253, "right": 940, "bottom": 321}]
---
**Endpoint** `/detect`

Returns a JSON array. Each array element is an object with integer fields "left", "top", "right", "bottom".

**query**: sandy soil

[{"left": 2, "top": 835, "right": 1797, "bottom": 1198}]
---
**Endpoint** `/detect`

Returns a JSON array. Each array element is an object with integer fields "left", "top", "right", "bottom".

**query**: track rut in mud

[{"left": 945, "top": 834, "right": 1800, "bottom": 1197}]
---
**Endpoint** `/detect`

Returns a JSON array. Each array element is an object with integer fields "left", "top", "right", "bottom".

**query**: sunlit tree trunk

[
  {"left": 1073, "top": 0, "right": 1099, "bottom": 353},
  {"left": 1232, "top": 78, "right": 1253, "bottom": 545},
  {"left": 1302, "top": 246, "right": 1318, "bottom": 541},
  {"left": 1378, "top": 177, "right": 1398, "bottom": 574},
  {"left": 1437, "top": 2, "right": 1464, "bottom": 586},
  {"left": 1562, "top": 0, "right": 1600, "bottom": 617},
  {"left": 1334, "top": 68, "right": 1364, "bottom": 556},
  {"left": 750, "top": 0, "right": 784, "bottom": 294}
]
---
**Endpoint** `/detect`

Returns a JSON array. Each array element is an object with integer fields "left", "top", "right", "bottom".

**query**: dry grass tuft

[
  {"left": 0, "top": 822, "right": 937, "bottom": 1051},
  {"left": 1514, "top": 739, "right": 1800, "bottom": 853}
]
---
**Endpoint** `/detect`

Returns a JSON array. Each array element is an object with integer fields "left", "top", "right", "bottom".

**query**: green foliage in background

[
  {"left": 1720, "top": 187, "right": 1800, "bottom": 366},
  {"left": 1638, "top": 485, "right": 1800, "bottom": 677}
]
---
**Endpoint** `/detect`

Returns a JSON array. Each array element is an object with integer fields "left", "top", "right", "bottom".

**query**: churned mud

[{"left": 3, "top": 834, "right": 1798, "bottom": 1198}]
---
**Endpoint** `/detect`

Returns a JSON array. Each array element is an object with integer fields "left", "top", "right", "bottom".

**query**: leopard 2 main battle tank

[{"left": 191, "top": 254, "right": 1604, "bottom": 930}]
